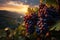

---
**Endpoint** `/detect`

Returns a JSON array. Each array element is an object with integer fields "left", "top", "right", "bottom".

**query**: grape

[
  {"left": 24, "top": 13, "right": 38, "bottom": 34},
  {"left": 24, "top": 3, "right": 57, "bottom": 35},
  {"left": 36, "top": 27, "right": 40, "bottom": 35},
  {"left": 36, "top": 4, "right": 49, "bottom": 35}
]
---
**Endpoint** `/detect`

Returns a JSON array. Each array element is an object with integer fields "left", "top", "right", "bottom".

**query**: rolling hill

[{"left": 0, "top": 10, "right": 24, "bottom": 29}]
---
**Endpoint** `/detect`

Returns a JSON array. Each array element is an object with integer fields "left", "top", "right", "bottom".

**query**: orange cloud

[{"left": 0, "top": 1, "right": 29, "bottom": 15}]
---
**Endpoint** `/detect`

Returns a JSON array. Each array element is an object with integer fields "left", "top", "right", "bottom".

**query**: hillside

[{"left": 0, "top": 10, "right": 24, "bottom": 29}]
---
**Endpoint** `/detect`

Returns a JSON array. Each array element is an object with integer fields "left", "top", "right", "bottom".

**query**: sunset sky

[{"left": 0, "top": 0, "right": 40, "bottom": 15}]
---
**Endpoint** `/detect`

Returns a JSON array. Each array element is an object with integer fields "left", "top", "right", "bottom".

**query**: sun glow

[{"left": 0, "top": 1, "right": 29, "bottom": 15}]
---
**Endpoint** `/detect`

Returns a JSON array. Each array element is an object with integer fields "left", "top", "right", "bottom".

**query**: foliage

[
  {"left": 46, "top": 0, "right": 57, "bottom": 5},
  {"left": 50, "top": 21, "right": 60, "bottom": 31},
  {"left": 42, "top": 0, "right": 58, "bottom": 7}
]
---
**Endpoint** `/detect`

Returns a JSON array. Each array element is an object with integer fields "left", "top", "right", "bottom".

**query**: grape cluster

[
  {"left": 36, "top": 4, "right": 49, "bottom": 35},
  {"left": 24, "top": 13, "right": 38, "bottom": 34},
  {"left": 24, "top": 4, "right": 50, "bottom": 35}
]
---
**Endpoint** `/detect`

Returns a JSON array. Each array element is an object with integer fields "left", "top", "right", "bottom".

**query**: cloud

[
  {"left": 0, "top": 1, "right": 29, "bottom": 15},
  {"left": 0, "top": 0, "right": 40, "bottom": 5},
  {"left": 0, "top": 0, "right": 39, "bottom": 15},
  {"left": 0, "top": 0, "right": 11, "bottom": 4}
]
